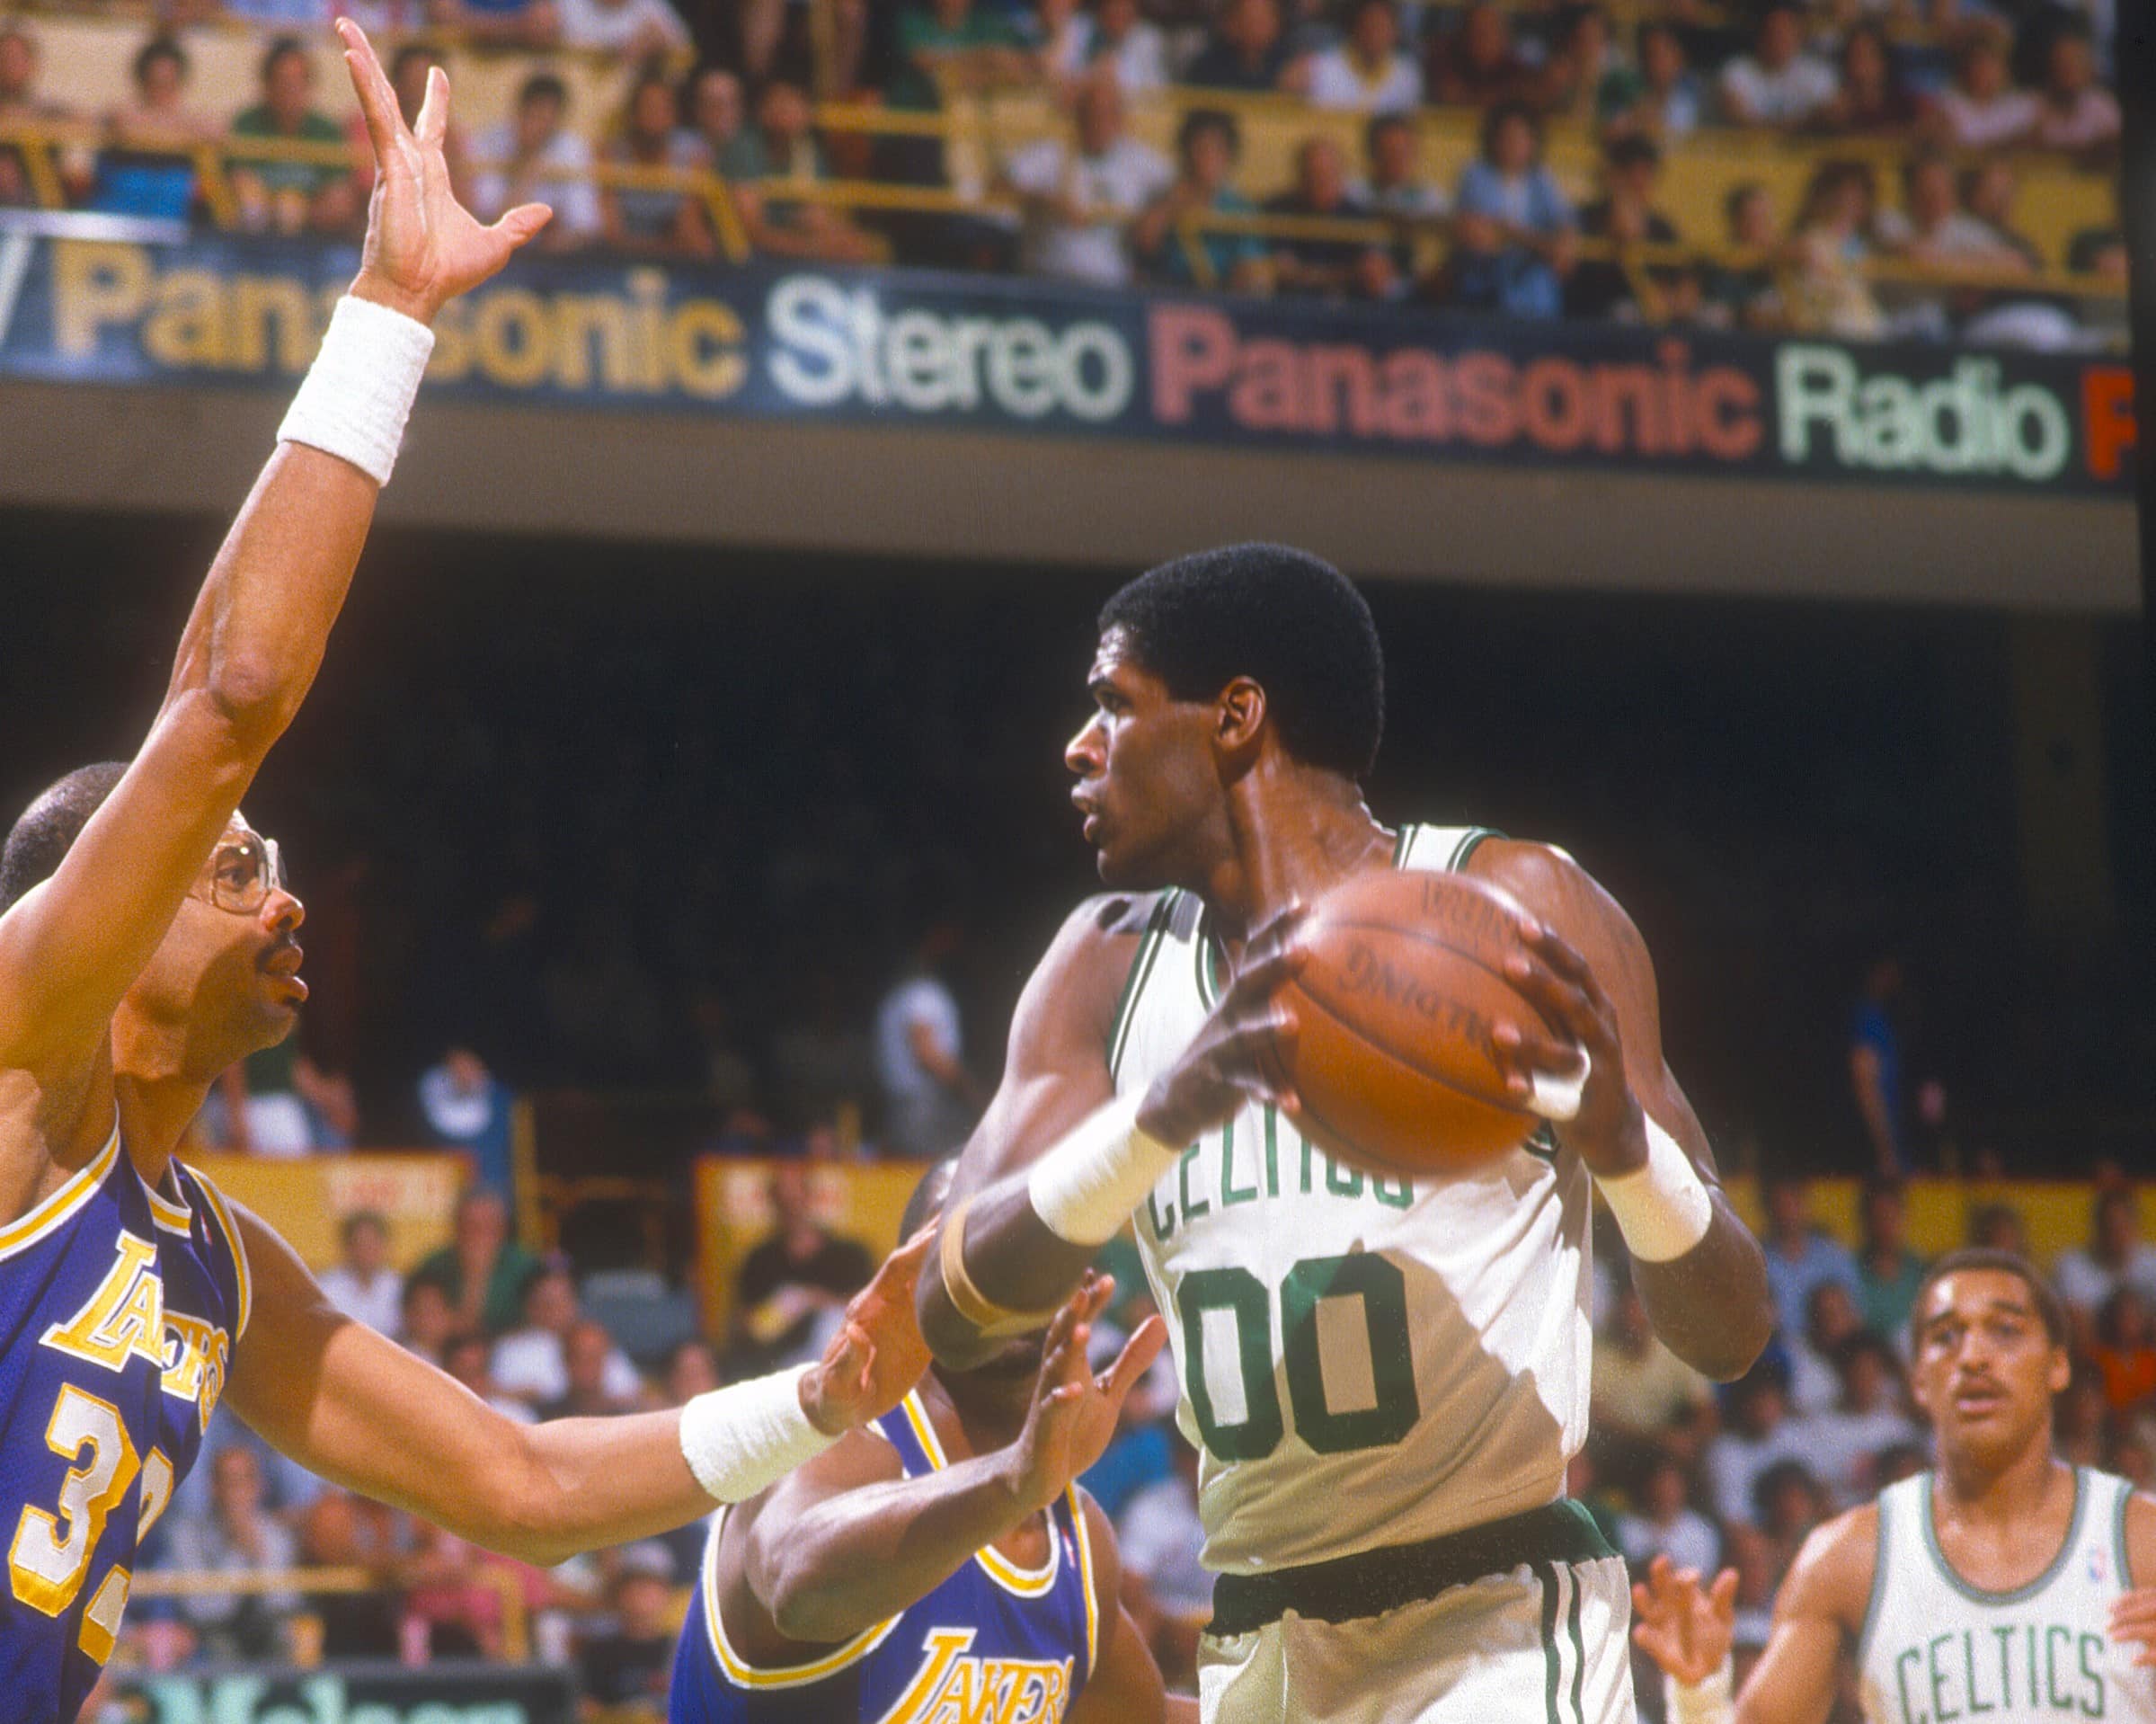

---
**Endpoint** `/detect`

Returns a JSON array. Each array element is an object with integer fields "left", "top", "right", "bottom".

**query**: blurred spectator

[
  {"left": 472, "top": 73, "right": 602, "bottom": 253},
  {"left": 412, "top": 1186, "right": 542, "bottom": 1337},
  {"left": 1566, "top": 134, "right": 1693, "bottom": 323},
  {"left": 732, "top": 1163, "right": 873, "bottom": 1364},
  {"left": 1596, "top": 23, "right": 1701, "bottom": 142},
  {"left": 2052, "top": 1188, "right": 2156, "bottom": 1337},
  {"left": 1002, "top": 73, "right": 1172, "bottom": 288},
  {"left": 165, "top": 1448, "right": 301, "bottom": 1661},
  {"left": 1265, "top": 135, "right": 1381, "bottom": 299},
  {"left": 1790, "top": 1333, "right": 1920, "bottom": 1506},
  {"left": 562, "top": 0, "right": 691, "bottom": 52},
  {"left": 1718, "top": 4, "right": 1838, "bottom": 128},
  {"left": 1449, "top": 100, "right": 1575, "bottom": 319},
  {"left": 889, "top": 0, "right": 1034, "bottom": 109},
  {"left": 1425, "top": 1, "right": 1534, "bottom": 108},
  {"left": 2089, "top": 1289, "right": 2156, "bottom": 1415},
  {"left": 1781, "top": 159, "right": 1883, "bottom": 337},
  {"left": 351, "top": 45, "right": 471, "bottom": 207},
  {"left": 1814, "top": 24, "right": 1919, "bottom": 137},
  {"left": 401, "top": 1277, "right": 457, "bottom": 1365},
  {"left": 0, "top": 24, "right": 91, "bottom": 209},
  {"left": 1959, "top": 160, "right": 2041, "bottom": 269},
  {"left": 1759, "top": 1169, "right": 1860, "bottom": 1337},
  {"left": 1699, "top": 181, "right": 1783, "bottom": 331},
  {"left": 1751, "top": 1457, "right": 1829, "bottom": 1572},
  {"left": 1353, "top": 112, "right": 1445, "bottom": 298},
  {"left": 769, "top": 970, "right": 879, "bottom": 1125},
  {"left": 1875, "top": 147, "right": 2029, "bottom": 272},
  {"left": 687, "top": 65, "right": 745, "bottom": 161},
  {"left": 297, "top": 1492, "right": 402, "bottom": 1658},
  {"left": 1924, "top": 29, "right": 2036, "bottom": 149},
  {"left": 1533, "top": 4, "right": 1618, "bottom": 122},
  {"left": 1185, "top": 0, "right": 1295, "bottom": 93},
  {"left": 874, "top": 922, "right": 981, "bottom": 1158},
  {"left": 1787, "top": 1280, "right": 1864, "bottom": 1415},
  {"left": 724, "top": 79, "right": 880, "bottom": 264},
  {"left": 492, "top": 1259, "right": 646, "bottom": 1409},
  {"left": 601, "top": 69, "right": 714, "bottom": 258},
  {"left": 1967, "top": 1199, "right": 2028, "bottom": 1257},
  {"left": 579, "top": 1543, "right": 679, "bottom": 1720},
  {"left": 1137, "top": 109, "right": 1270, "bottom": 292},
  {"left": 217, "top": 1039, "right": 355, "bottom": 1157},
  {"left": 1852, "top": 1176, "right": 1927, "bottom": 1348},
  {"left": 445, "top": 1329, "right": 540, "bottom": 1423},
  {"left": 97, "top": 38, "right": 218, "bottom": 225},
  {"left": 1590, "top": 1278, "right": 1714, "bottom": 1467},
  {"left": 420, "top": 1046, "right": 518, "bottom": 1207},
  {"left": 1722, "top": 1523, "right": 1778, "bottom": 1658},
  {"left": 542, "top": 1319, "right": 645, "bottom": 1418},
  {"left": 2027, "top": 22, "right": 2116, "bottom": 155},
  {"left": 319, "top": 1210, "right": 404, "bottom": 1338},
  {"left": 1617, "top": 1453, "right": 1719, "bottom": 1574},
  {"left": 1056, "top": 0, "right": 1170, "bottom": 94},
  {"left": 1305, "top": 0, "right": 1424, "bottom": 112},
  {"left": 1705, "top": 1364, "right": 1808, "bottom": 1529},
  {"left": 665, "top": 1337, "right": 724, "bottom": 1403},
  {"left": 1117, "top": 1435, "right": 1206, "bottom": 1686},
  {"left": 229, "top": 37, "right": 355, "bottom": 238},
  {"left": 426, "top": 0, "right": 561, "bottom": 49}
]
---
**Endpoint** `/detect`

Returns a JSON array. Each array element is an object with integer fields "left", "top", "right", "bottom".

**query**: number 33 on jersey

[{"left": 1, "top": 1127, "right": 250, "bottom": 1724}]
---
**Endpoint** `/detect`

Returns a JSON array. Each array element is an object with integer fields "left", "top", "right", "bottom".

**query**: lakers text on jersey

[
  {"left": 0, "top": 1127, "right": 250, "bottom": 1724},
  {"left": 670, "top": 1390, "right": 1100, "bottom": 1724},
  {"left": 1860, "top": 1470, "right": 2151, "bottom": 1724},
  {"left": 1114, "top": 824, "right": 1594, "bottom": 1575}
]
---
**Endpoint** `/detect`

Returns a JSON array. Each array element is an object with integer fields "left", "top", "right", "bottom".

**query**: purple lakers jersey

[
  {"left": 0, "top": 1126, "right": 250, "bottom": 1723},
  {"left": 670, "top": 1388, "right": 1100, "bottom": 1724}
]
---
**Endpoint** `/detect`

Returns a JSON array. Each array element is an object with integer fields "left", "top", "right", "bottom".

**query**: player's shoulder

[
  {"left": 1460, "top": 837, "right": 1651, "bottom": 963},
  {"left": 2119, "top": 1480, "right": 2156, "bottom": 1586},
  {"left": 1779, "top": 1497, "right": 1881, "bottom": 1630},
  {"left": 1020, "top": 893, "right": 1177, "bottom": 1024}
]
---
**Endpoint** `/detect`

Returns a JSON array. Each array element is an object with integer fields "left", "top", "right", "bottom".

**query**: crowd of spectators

[
  {"left": 0, "top": 0, "right": 2123, "bottom": 344},
  {"left": 110, "top": 1151, "right": 2156, "bottom": 1718}
]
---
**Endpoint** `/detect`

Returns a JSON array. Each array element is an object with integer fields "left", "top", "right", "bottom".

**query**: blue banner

[{"left": 0, "top": 224, "right": 2133, "bottom": 495}]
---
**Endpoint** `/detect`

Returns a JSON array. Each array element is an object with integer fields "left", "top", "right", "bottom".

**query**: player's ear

[
  {"left": 1216, "top": 677, "right": 1267, "bottom": 753},
  {"left": 2047, "top": 1345, "right": 2072, "bottom": 1397}
]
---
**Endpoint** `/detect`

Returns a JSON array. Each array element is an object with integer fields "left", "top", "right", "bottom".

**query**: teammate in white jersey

[
  {"left": 1637, "top": 1249, "right": 2156, "bottom": 1724},
  {"left": 914, "top": 545, "right": 1776, "bottom": 1722}
]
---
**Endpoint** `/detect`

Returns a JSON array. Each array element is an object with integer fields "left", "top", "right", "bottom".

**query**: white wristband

[
  {"left": 1664, "top": 1657, "right": 1735, "bottom": 1724},
  {"left": 679, "top": 1365, "right": 838, "bottom": 1505},
  {"left": 1598, "top": 1115, "right": 1714, "bottom": 1262},
  {"left": 277, "top": 295, "right": 435, "bottom": 486},
  {"left": 1025, "top": 1092, "right": 1181, "bottom": 1247}
]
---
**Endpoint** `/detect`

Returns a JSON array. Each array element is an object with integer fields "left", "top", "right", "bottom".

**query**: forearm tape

[
  {"left": 1665, "top": 1658, "right": 1735, "bottom": 1724},
  {"left": 679, "top": 1365, "right": 838, "bottom": 1504},
  {"left": 1597, "top": 1115, "right": 1714, "bottom": 1262}
]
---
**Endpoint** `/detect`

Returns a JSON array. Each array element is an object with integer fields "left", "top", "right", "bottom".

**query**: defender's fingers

[
  {"left": 336, "top": 19, "right": 404, "bottom": 160},
  {"left": 1101, "top": 1314, "right": 1167, "bottom": 1405},
  {"left": 1708, "top": 1569, "right": 1739, "bottom": 1613},
  {"left": 413, "top": 63, "right": 449, "bottom": 147},
  {"left": 490, "top": 202, "right": 554, "bottom": 249}
]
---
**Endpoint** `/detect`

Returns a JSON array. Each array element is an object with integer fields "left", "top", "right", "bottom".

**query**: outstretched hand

[
  {"left": 1632, "top": 1555, "right": 1737, "bottom": 1684},
  {"left": 337, "top": 17, "right": 549, "bottom": 323},
  {"left": 1006, "top": 1272, "right": 1168, "bottom": 1515},
  {"left": 798, "top": 1225, "right": 936, "bottom": 1436}
]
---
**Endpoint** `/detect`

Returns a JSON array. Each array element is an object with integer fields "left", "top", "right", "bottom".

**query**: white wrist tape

[
  {"left": 1599, "top": 1115, "right": 1714, "bottom": 1262},
  {"left": 678, "top": 1365, "right": 838, "bottom": 1505},
  {"left": 276, "top": 295, "right": 434, "bottom": 486},
  {"left": 1664, "top": 1657, "right": 1735, "bottom": 1724},
  {"left": 1527, "top": 1046, "right": 1590, "bottom": 1122},
  {"left": 1025, "top": 1092, "right": 1181, "bottom": 1247}
]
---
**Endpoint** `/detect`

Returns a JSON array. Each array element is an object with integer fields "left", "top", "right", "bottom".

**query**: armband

[
  {"left": 1024, "top": 1092, "right": 1180, "bottom": 1248},
  {"left": 1597, "top": 1114, "right": 1714, "bottom": 1263},
  {"left": 937, "top": 1195, "right": 1063, "bottom": 1338}
]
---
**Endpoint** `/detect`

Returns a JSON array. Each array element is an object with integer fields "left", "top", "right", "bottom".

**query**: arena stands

[{"left": 0, "top": 0, "right": 2124, "bottom": 345}]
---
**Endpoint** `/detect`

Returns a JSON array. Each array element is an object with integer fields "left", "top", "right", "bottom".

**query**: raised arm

[
  {"left": 225, "top": 1203, "right": 932, "bottom": 1566},
  {"left": 1469, "top": 840, "right": 1774, "bottom": 1381},
  {"left": 727, "top": 1277, "right": 1163, "bottom": 1650},
  {"left": 0, "top": 22, "right": 544, "bottom": 1078}
]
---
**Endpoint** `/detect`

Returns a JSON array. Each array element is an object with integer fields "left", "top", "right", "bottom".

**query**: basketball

[{"left": 1275, "top": 868, "right": 1551, "bottom": 1178}]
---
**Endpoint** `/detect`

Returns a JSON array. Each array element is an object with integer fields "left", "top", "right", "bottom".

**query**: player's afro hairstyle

[
  {"left": 1098, "top": 544, "right": 1384, "bottom": 781},
  {"left": 1909, "top": 1248, "right": 2068, "bottom": 1350},
  {"left": 0, "top": 762, "right": 128, "bottom": 914}
]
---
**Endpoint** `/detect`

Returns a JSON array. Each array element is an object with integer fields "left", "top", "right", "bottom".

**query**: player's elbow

[
  {"left": 464, "top": 1444, "right": 584, "bottom": 1568},
  {"left": 200, "top": 656, "right": 300, "bottom": 749}
]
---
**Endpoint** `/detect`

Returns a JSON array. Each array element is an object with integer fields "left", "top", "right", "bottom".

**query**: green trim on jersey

[
  {"left": 1857, "top": 1490, "right": 1890, "bottom": 1666},
  {"left": 1452, "top": 826, "right": 1503, "bottom": 869},
  {"left": 1390, "top": 825, "right": 1412, "bottom": 866},
  {"left": 1565, "top": 1564, "right": 1586, "bottom": 1724},
  {"left": 1920, "top": 1467, "right": 2087, "bottom": 1606},
  {"left": 1108, "top": 896, "right": 1175, "bottom": 1084},
  {"left": 1539, "top": 1565, "right": 1565, "bottom": 1724}
]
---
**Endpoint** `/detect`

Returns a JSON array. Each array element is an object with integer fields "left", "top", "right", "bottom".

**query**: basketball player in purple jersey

[{"left": 0, "top": 29, "right": 927, "bottom": 1722}]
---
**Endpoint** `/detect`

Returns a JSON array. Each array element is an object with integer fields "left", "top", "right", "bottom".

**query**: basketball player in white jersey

[
  {"left": 1637, "top": 1249, "right": 2156, "bottom": 1724},
  {"left": 914, "top": 545, "right": 1777, "bottom": 1722}
]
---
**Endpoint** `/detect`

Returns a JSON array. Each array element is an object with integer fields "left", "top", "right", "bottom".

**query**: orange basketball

[{"left": 1275, "top": 868, "right": 1549, "bottom": 1177}]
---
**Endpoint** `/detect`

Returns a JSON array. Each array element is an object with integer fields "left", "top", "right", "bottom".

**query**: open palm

[
  {"left": 338, "top": 19, "right": 548, "bottom": 323},
  {"left": 1010, "top": 1274, "right": 1168, "bottom": 1515},
  {"left": 1632, "top": 1555, "right": 1738, "bottom": 1684}
]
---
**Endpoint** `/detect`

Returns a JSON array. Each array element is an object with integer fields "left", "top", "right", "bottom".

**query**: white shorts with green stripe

[{"left": 1197, "top": 1553, "right": 1633, "bottom": 1724}]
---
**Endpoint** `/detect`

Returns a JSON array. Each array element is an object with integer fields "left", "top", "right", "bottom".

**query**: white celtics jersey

[
  {"left": 1114, "top": 823, "right": 1593, "bottom": 1576},
  {"left": 1859, "top": 1469, "right": 2153, "bottom": 1724}
]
